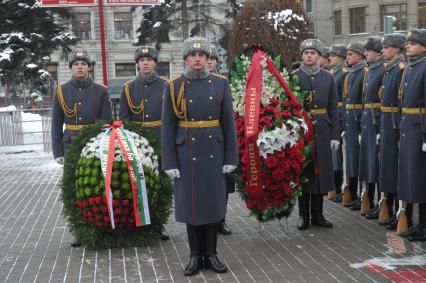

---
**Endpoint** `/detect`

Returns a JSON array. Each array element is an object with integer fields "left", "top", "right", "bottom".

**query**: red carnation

[
  {"left": 95, "top": 215, "right": 102, "bottom": 221},
  {"left": 259, "top": 107, "right": 265, "bottom": 115},
  {"left": 235, "top": 118, "right": 244, "bottom": 127},
  {"left": 265, "top": 105, "right": 277, "bottom": 115},
  {"left": 280, "top": 110, "right": 292, "bottom": 118},
  {"left": 87, "top": 211, "right": 93, "bottom": 218},
  {"left": 95, "top": 196, "right": 102, "bottom": 205},
  {"left": 123, "top": 208, "right": 130, "bottom": 215},
  {"left": 282, "top": 100, "right": 290, "bottom": 107},
  {"left": 100, "top": 206, "right": 108, "bottom": 214},
  {"left": 88, "top": 197, "right": 95, "bottom": 206},
  {"left": 104, "top": 216, "right": 110, "bottom": 223},
  {"left": 260, "top": 116, "right": 272, "bottom": 126},
  {"left": 129, "top": 218, "right": 135, "bottom": 224},
  {"left": 246, "top": 200, "right": 256, "bottom": 209},
  {"left": 121, "top": 217, "right": 128, "bottom": 223},
  {"left": 82, "top": 210, "right": 88, "bottom": 217},
  {"left": 276, "top": 151, "right": 285, "bottom": 158},
  {"left": 112, "top": 200, "right": 120, "bottom": 207},
  {"left": 81, "top": 200, "right": 88, "bottom": 208},
  {"left": 257, "top": 200, "right": 266, "bottom": 212},
  {"left": 92, "top": 207, "right": 98, "bottom": 213},
  {"left": 265, "top": 156, "right": 277, "bottom": 168},
  {"left": 114, "top": 217, "right": 120, "bottom": 224},
  {"left": 115, "top": 208, "right": 122, "bottom": 215},
  {"left": 270, "top": 98, "right": 279, "bottom": 106},
  {"left": 75, "top": 200, "right": 81, "bottom": 207},
  {"left": 272, "top": 169, "right": 285, "bottom": 181},
  {"left": 122, "top": 199, "right": 130, "bottom": 206},
  {"left": 103, "top": 197, "right": 108, "bottom": 204}
]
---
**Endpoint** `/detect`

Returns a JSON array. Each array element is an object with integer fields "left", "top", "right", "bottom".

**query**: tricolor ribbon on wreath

[
  {"left": 243, "top": 48, "right": 315, "bottom": 201},
  {"left": 99, "top": 120, "right": 151, "bottom": 229}
]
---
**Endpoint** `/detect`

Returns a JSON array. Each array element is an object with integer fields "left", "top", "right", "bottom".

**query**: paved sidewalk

[{"left": 0, "top": 146, "right": 425, "bottom": 283}]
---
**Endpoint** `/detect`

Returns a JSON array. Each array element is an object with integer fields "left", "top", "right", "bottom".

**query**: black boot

[
  {"left": 184, "top": 225, "right": 203, "bottom": 276},
  {"left": 297, "top": 194, "right": 310, "bottom": 230},
  {"left": 204, "top": 223, "right": 227, "bottom": 273},
  {"left": 344, "top": 177, "right": 359, "bottom": 207},
  {"left": 311, "top": 194, "right": 333, "bottom": 228},
  {"left": 365, "top": 205, "right": 380, "bottom": 219},
  {"left": 160, "top": 226, "right": 170, "bottom": 241},
  {"left": 334, "top": 170, "right": 343, "bottom": 195},
  {"left": 218, "top": 220, "right": 231, "bottom": 235},
  {"left": 401, "top": 203, "right": 425, "bottom": 238},
  {"left": 350, "top": 198, "right": 362, "bottom": 210}
]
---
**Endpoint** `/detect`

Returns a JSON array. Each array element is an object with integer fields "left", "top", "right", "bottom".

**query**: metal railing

[{"left": 0, "top": 108, "right": 52, "bottom": 152}]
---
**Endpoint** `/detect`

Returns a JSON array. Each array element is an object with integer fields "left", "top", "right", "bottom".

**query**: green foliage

[{"left": 62, "top": 120, "right": 172, "bottom": 249}]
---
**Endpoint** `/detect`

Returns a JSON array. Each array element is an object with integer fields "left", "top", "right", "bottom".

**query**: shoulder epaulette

[
  {"left": 211, "top": 73, "right": 228, "bottom": 80},
  {"left": 95, "top": 82, "right": 108, "bottom": 88},
  {"left": 398, "top": 62, "right": 406, "bottom": 70},
  {"left": 342, "top": 67, "right": 348, "bottom": 73},
  {"left": 159, "top": 76, "right": 169, "bottom": 83},
  {"left": 170, "top": 75, "right": 182, "bottom": 83},
  {"left": 124, "top": 78, "right": 135, "bottom": 86}
]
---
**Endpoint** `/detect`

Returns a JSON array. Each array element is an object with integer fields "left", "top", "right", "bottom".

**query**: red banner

[
  {"left": 244, "top": 50, "right": 264, "bottom": 200},
  {"left": 37, "top": 0, "right": 97, "bottom": 7},
  {"left": 105, "top": 0, "right": 160, "bottom": 5}
]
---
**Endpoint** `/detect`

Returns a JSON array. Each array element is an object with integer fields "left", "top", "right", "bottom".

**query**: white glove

[
  {"left": 358, "top": 135, "right": 361, "bottom": 144},
  {"left": 422, "top": 143, "right": 426, "bottom": 152},
  {"left": 378, "top": 192, "right": 386, "bottom": 206},
  {"left": 376, "top": 134, "right": 380, "bottom": 146},
  {"left": 330, "top": 140, "right": 340, "bottom": 150},
  {"left": 223, "top": 165, "right": 237, "bottom": 174},
  {"left": 55, "top": 157, "right": 64, "bottom": 165},
  {"left": 165, "top": 169, "right": 180, "bottom": 179},
  {"left": 341, "top": 131, "right": 346, "bottom": 139},
  {"left": 396, "top": 200, "right": 405, "bottom": 220}
]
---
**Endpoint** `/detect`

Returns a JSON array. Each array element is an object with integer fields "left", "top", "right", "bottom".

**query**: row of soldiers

[
  {"left": 51, "top": 37, "right": 237, "bottom": 276},
  {"left": 296, "top": 29, "right": 426, "bottom": 243}
]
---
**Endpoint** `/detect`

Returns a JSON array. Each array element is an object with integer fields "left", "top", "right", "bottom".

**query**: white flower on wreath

[{"left": 80, "top": 129, "right": 159, "bottom": 174}]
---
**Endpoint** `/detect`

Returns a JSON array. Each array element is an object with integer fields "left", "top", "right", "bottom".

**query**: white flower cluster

[
  {"left": 260, "top": 57, "right": 281, "bottom": 107},
  {"left": 81, "top": 129, "right": 159, "bottom": 175},
  {"left": 231, "top": 54, "right": 251, "bottom": 116},
  {"left": 256, "top": 118, "right": 307, "bottom": 159}
]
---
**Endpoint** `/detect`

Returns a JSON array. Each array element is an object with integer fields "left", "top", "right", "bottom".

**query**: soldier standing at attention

[
  {"left": 378, "top": 33, "right": 412, "bottom": 230},
  {"left": 161, "top": 37, "right": 238, "bottom": 275},
  {"left": 397, "top": 29, "right": 426, "bottom": 242},
  {"left": 51, "top": 48, "right": 112, "bottom": 247},
  {"left": 319, "top": 47, "right": 331, "bottom": 71},
  {"left": 119, "top": 46, "right": 170, "bottom": 241},
  {"left": 294, "top": 39, "right": 340, "bottom": 230},
  {"left": 206, "top": 46, "right": 233, "bottom": 236},
  {"left": 342, "top": 42, "right": 368, "bottom": 211},
  {"left": 329, "top": 44, "right": 349, "bottom": 203},
  {"left": 359, "top": 36, "right": 385, "bottom": 218}
]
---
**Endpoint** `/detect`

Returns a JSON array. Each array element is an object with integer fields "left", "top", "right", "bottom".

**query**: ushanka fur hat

[
  {"left": 68, "top": 48, "right": 91, "bottom": 68},
  {"left": 300, "top": 39, "right": 323, "bottom": 55},
  {"left": 134, "top": 46, "right": 158, "bottom": 62},
  {"left": 182, "top": 36, "right": 210, "bottom": 59}
]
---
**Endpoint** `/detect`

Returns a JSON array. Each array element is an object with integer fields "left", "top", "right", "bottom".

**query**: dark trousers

[
  {"left": 298, "top": 193, "right": 324, "bottom": 220},
  {"left": 349, "top": 177, "right": 359, "bottom": 201},
  {"left": 334, "top": 170, "right": 343, "bottom": 194},
  {"left": 386, "top": 193, "right": 399, "bottom": 216},
  {"left": 419, "top": 203, "right": 426, "bottom": 226}
]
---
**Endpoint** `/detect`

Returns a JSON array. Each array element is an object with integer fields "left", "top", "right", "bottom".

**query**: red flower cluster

[
  {"left": 76, "top": 197, "right": 136, "bottom": 230},
  {"left": 236, "top": 97, "right": 305, "bottom": 217}
]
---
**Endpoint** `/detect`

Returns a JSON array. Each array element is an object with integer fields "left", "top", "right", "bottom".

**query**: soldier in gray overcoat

[
  {"left": 359, "top": 36, "right": 385, "bottom": 218},
  {"left": 294, "top": 39, "right": 340, "bottom": 230},
  {"left": 161, "top": 37, "right": 238, "bottom": 275},
  {"left": 51, "top": 49, "right": 112, "bottom": 163},
  {"left": 329, "top": 44, "right": 349, "bottom": 203},
  {"left": 119, "top": 46, "right": 170, "bottom": 241},
  {"left": 397, "top": 29, "right": 426, "bottom": 241},
  {"left": 379, "top": 33, "right": 411, "bottom": 230},
  {"left": 342, "top": 42, "right": 368, "bottom": 210},
  {"left": 207, "top": 45, "right": 234, "bottom": 235},
  {"left": 51, "top": 48, "right": 112, "bottom": 247}
]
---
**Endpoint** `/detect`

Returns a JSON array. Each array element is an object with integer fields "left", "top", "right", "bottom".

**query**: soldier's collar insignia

[{"left": 193, "top": 42, "right": 201, "bottom": 48}]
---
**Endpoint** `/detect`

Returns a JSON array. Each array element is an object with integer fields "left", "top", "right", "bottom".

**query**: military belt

[
  {"left": 65, "top": 124, "right": 94, "bottom": 131},
  {"left": 345, "top": 103, "right": 363, "bottom": 110},
  {"left": 381, "top": 106, "right": 399, "bottom": 113},
  {"left": 402, "top": 108, "right": 426, "bottom": 115},
  {"left": 364, "top": 103, "right": 381, "bottom": 109},
  {"left": 134, "top": 120, "right": 162, "bottom": 127},
  {"left": 338, "top": 102, "right": 343, "bottom": 107},
  {"left": 310, "top": 108, "right": 327, "bottom": 115},
  {"left": 178, "top": 120, "right": 220, "bottom": 128}
]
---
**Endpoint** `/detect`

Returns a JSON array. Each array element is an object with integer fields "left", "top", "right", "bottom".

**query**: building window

[
  {"left": 115, "top": 63, "right": 136, "bottom": 77},
  {"left": 380, "top": 4, "right": 407, "bottom": 31},
  {"left": 305, "top": 0, "right": 313, "bottom": 13},
  {"left": 156, "top": 62, "right": 170, "bottom": 78},
  {"left": 334, "top": 10, "right": 342, "bottom": 36},
  {"left": 72, "top": 13, "right": 91, "bottom": 40},
  {"left": 114, "top": 12, "right": 133, "bottom": 40},
  {"left": 419, "top": 3, "right": 426, "bottom": 28},
  {"left": 350, "top": 7, "right": 366, "bottom": 34}
]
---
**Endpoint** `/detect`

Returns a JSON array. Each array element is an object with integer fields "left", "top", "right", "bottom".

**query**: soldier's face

[
  {"left": 381, "top": 45, "right": 400, "bottom": 61},
  {"left": 364, "top": 49, "right": 381, "bottom": 63},
  {"left": 318, "top": 56, "right": 329, "bottom": 68},
  {"left": 329, "top": 54, "right": 344, "bottom": 66},
  {"left": 346, "top": 51, "right": 362, "bottom": 66},
  {"left": 406, "top": 41, "right": 426, "bottom": 57},
  {"left": 71, "top": 61, "right": 90, "bottom": 79},
  {"left": 301, "top": 49, "right": 320, "bottom": 66},
  {"left": 137, "top": 57, "right": 157, "bottom": 75},
  {"left": 185, "top": 52, "right": 208, "bottom": 71},
  {"left": 207, "top": 58, "right": 218, "bottom": 72}
]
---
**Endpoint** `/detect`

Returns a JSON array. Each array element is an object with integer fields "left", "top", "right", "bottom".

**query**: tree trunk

[{"left": 181, "top": 0, "right": 189, "bottom": 40}]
